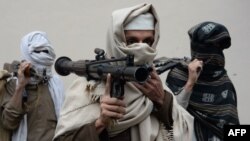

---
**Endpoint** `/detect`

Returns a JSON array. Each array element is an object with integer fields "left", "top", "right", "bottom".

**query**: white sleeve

[
  {"left": 172, "top": 93, "right": 195, "bottom": 141},
  {"left": 161, "top": 76, "right": 196, "bottom": 141},
  {"left": 175, "top": 88, "right": 192, "bottom": 109}
]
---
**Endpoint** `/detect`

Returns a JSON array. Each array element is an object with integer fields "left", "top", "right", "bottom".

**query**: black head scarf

[{"left": 188, "top": 21, "right": 231, "bottom": 81}]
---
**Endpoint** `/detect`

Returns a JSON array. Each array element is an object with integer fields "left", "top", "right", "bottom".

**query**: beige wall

[{"left": 1, "top": 0, "right": 249, "bottom": 124}]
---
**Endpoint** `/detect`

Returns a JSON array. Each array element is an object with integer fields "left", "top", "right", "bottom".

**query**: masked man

[
  {"left": 166, "top": 21, "right": 240, "bottom": 141},
  {"left": 0, "top": 31, "right": 65, "bottom": 141},
  {"left": 54, "top": 3, "right": 195, "bottom": 141}
]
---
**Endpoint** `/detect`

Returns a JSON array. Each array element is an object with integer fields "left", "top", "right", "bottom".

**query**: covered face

[
  {"left": 20, "top": 31, "right": 56, "bottom": 66},
  {"left": 106, "top": 3, "right": 159, "bottom": 65},
  {"left": 188, "top": 21, "right": 231, "bottom": 79},
  {"left": 20, "top": 31, "right": 56, "bottom": 77}
]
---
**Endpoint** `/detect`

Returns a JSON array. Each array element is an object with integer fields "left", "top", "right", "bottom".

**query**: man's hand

[
  {"left": 133, "top": 67, "right": 165, "bottom": 107},
  {"left": 16, "top": 61, "right": 31, "bottom": 89},
  {"left": 185, "top": 59, "right": 203, "bottom": 92},
  {"left": 95, "top": 74, "right": 126, "bottom": 133},
  {"left": 8, "top": 61, "right": 31, "bottom": 111}
]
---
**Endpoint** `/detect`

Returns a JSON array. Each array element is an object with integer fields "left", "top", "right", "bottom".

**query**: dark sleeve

[
  {"left": 153, "top": 90, "right": 173, "bottom": 130},
  {"left": 1, "top": 79, "right": 25, "bottom": 130},
  {"left": 54, "top": 122, "right": 109, "bottom": 141}
]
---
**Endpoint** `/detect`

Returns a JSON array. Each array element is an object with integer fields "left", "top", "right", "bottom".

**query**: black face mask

[
  {"left": 191, "top": 47, "right": 226, "bottom": 81},
  {"left": 188, "top": 21, "right": 231, "bottom": 81}
]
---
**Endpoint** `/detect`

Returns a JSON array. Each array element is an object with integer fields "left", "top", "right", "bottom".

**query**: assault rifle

[{"left": 154, "top": 56, "right": 191, "bottom": 75}]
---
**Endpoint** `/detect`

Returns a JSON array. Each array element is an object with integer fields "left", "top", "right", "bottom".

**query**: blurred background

[{"left": 0, "top": 0, "right": 249, "bottom": 124}]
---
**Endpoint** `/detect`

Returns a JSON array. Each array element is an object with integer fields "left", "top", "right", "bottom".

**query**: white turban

[
  {"left": 106, "top": 3, "right": 159, "bottom": 66},
  {"left": 124, "top": 13, "right": 155, "bottom": 30},
  {"left": 20, "top": 31, "right": 56, "bottom": 67}
]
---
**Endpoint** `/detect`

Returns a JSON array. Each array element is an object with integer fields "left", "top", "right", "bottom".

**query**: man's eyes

[
  {"left": 126, "top": 39, "right": 154, "bottom": 46},
  {"left": 34, "top": 50, "right": 49, "bottom": 54},
  {"left": 143, "top": 38, "right": 154, "bottom": 46},
  {"left": 126, "top": 39, "right": 138, "bottom": 45}
]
